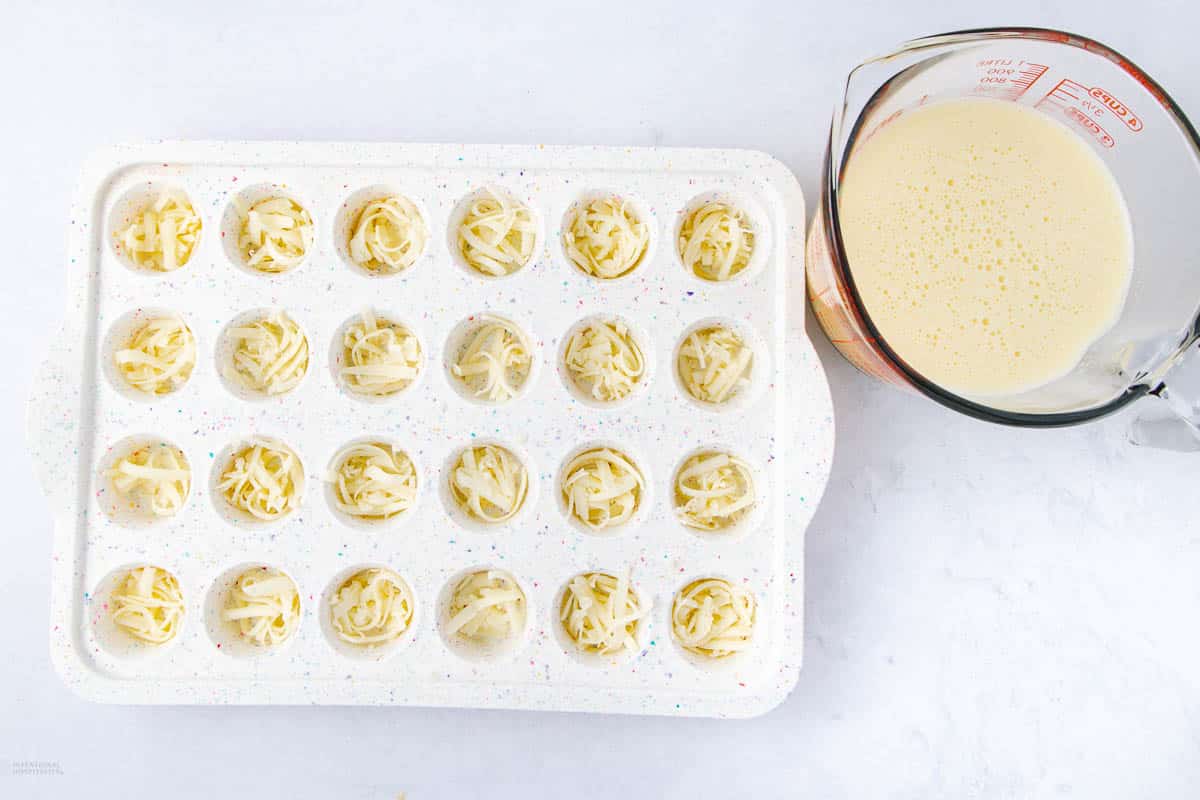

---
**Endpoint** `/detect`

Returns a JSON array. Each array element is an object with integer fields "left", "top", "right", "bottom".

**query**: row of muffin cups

[
  {"left": 98, "top": 432, "right": 766, "bottom": 542},
  {"left": 88, "top": 559, "right": 761, "bottom": 672},
  {"left": 109, "top": 180, "right": 770, "bottom": 286},
  {"left": 104, "top": 306, "right": 768, "bottom": 412}
]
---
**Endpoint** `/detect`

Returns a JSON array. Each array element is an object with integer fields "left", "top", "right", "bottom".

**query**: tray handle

[{"left": 26, "top": 336, "right": 81, "bottom": 513}]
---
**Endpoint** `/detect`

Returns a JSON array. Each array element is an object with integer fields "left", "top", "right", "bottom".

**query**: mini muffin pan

[{"left": 28, "top": 142, "right": 833, "bottom": 717}]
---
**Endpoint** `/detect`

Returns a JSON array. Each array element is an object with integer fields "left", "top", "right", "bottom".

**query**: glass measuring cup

[{"left": 807, "top": 28, "right": 1200, "bottom": 449}]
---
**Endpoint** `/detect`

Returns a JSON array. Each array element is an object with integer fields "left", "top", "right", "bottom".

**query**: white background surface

[{"left": 2, "top": 1, "right": 1197, "bottom": 798}]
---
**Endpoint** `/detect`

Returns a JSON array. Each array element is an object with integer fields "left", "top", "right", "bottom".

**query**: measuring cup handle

[{"left": 1129, "top": 340, "right": 1200, "bottom": 451}]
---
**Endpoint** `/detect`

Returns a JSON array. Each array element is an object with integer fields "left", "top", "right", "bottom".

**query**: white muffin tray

[{"left": 27, "top": 141, "right": 834, "bottom": 717}]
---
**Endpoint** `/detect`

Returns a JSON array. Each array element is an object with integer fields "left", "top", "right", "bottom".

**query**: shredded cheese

[
  {"left": 114, "top": 315, "right": 196, "bottom": 395},
  {"left": 671, "top": 578, "right": 756, "bottom": 658},
  {"left": 217, "top": 440, "right": 304, "bottom": 522},
  {"left": 559, "top": 572, "right": 645, "bottom": 656},
  {"left": 225, "top": 310, "right": 309, "bottom": 396},
  {"left": 450, "top": 316, "right": 531, "bottom": 402},
  {"left": 329, "top": 568, "right": 414, "bottom": 646},
  {"left": 221, "top": 566, "right": 301, "bottom": 647},
  {"left": 115, "top": 190, "right": 202, "bottom": 272},
  {"left": 678, "top": 202, "right": 755, "bottom": 282},
  {"left": 564, "top": 319, "right": 645, "bottom": 402},
  {"left": 457, "top": 188, "right": 536, "bottom": 276},
  {"left": 674, "top": 452, "right": 755, "bottom": 531},
  {"left": 348, "top": 195, "right": 427, "bottom": 274},
  {"left": 561, "top": 447, "right": 644, "bottom": 531},
  {"left": 109, "top": 566, "right": 184, "bottom": 645},
  {"left": 340, "top": 310, "right": 421, "bottom": 397},
  {"left": 327, "top": 442, "right": 417, "bottom": 520},
  {"left": 449, "top": 444, "right": 528, "bottom": 523},
  {"left": 677, "top": 325, "right": 753, "bottom": 404},
  {"left": 445, "top": 570, "right": 526, "bottom": 643},
  {"left": 236, "top": 195, "right": 313, "bottom": 273},
  {"left": 105, "top": 442, "right": 191, "bottom": 518},
  {"left": 562, "top": 196, "right": 649, "bottom": 279}
]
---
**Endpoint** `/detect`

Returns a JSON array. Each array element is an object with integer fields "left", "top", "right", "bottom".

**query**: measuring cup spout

[{"left": 1130, "top": 342, "right": 1200, "bottom": 451}]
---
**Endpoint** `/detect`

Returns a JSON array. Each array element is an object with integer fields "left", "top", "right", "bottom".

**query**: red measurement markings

[
  {"left": 973, "top": 60, "right": 1049, "bottom": 99},
  {"left": 1009, "top": 62, "right": 1049, "bottom": 97},
  {"left": 859, "top": 109, "right": 904, "bottom": 147},
  {"left": 1038, "top": 77, "right": 1086, "bottom": 108},
  {"left": 1087, "top": 86, "right": 1143, "bottom": 131},
  {"left": 1037, "top": 78, "right": 1144, "bottom": 147},
  {"left": 1065, "top": 106, "right": 1116, "bottom": 148}
]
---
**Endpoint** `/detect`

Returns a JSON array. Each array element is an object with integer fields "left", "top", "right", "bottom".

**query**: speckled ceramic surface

[{"left": 27, "top": 142, "right": 833, "bottom": 716}]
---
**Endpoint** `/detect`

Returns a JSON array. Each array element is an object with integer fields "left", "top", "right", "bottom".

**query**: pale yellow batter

[{"left": 839, "top": 99, "right": 1133, "bottom": 397}]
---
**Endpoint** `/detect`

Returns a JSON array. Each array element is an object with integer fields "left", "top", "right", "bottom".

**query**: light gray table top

[{"left": 2, "top": 2, "right": 1196, "bottom": 797}]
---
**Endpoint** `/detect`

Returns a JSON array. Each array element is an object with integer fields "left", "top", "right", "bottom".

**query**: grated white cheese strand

[
  {"left": 114, "top": 315, "right": 196, "bottom": 396},
  {"left": 226, "top": 310, "right": 309, "bottom": 396},
  {"left": 221, "top": 566, "right": 301, "bottom": 647},
  {"left": 559, "top": 572, "right": 645, "bottom": 655},
  {"left": 109, "top": 566, "right": 185, "bottom": 645},
  {"left": 450, "top": 316, "right": 531, "bottom": 402},
  {"left": 340, "top": 309, "right": 421, "bottom": 397},
  {"left": 329, "top": 568, "right": 414, "bottom": 646},
  {"left": 457, "top": 188, "right": 536, "bottom": 276},
  {"left": 116, "top": 190, "right": 202, "bottom": 272},
  {"left": 678, "top": 202, "right": 755, "bottom": 282},
  {"left": 348, "top": 195, "right": 427, "bottom": 274},
  {"left": 564, "top": 319, "right": 645, "bottom": 403},
  {"left": 674, "top": 452, "right": 756, "bottom": 531},
  {"left": 326, "top": 442, "right": 417, "bottom": 520},
  {"left": 446, "top": 570, "right": 526, "bottom": 643},
  {"left": 562, "top": 196, "right": 648, "bottom": 279},
  {"left": 676, "top": 325, "right": 752, "bottom": 404},
  {"left": 561, "top": 447, "right": 644, "bottom": 531},
  {"left": 217, "top": 439, "right": 304, "bottom": 522},
  {"left": 449, "top": 444, "right": 528, "bottom": 524},
  {"left": 105, "top": 443, "right": 191, "bottom": 517},
  {"left": 671, "top": 578, "right": 756, "bottom": 658},
  {"left": 236, "top": 195, "right": 313, "bottom": 273}
]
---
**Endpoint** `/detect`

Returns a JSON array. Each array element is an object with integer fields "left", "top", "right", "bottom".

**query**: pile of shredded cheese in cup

[
  {"left": 450, "top": 316, "right": 531, "bottom": 403},
  {"left": 677, "top": 325, "right": 752, "bottom": 404},
  {"left": 222, "top": 566, "right": 301, "bottom": 647},
  {"left": 115, "top": 190, "right": 202, "bottom": 272},
  {"left": 109, "top": 566, "right": 185, "bottom": 645},
  {"left": 105, "top": 443, "right": 191, "bottom": 518},
  {"left": 217, "top": 440, "right": 304, "bottom": 522},
  {"left": 456, "top": 188, "right": 537, "bottom": 276},
  {"left": 329, "top": 568, "right": 414, "bottom": 646},
  {"left": 327, "top": 442, "right": 417, "bottom": 521},
  {"left": 449, "top": 444, "right": 528, "bottom": 524},
  {"left": 562, "top": 196, "right": 649, "bottom": 279},
  {"left": 236, "top": 195, "right": 313, "bottom": 273},
  {"left": 114, "top": 315, "right": 196, "bottom": 396},
  {"left": 445, "top": 570, "right": 526, "bottom": 644},
  {"left": 674, "top": 452, "right": 755, "bottom": 531},
  {"left": 563, "top": 319, "right": 645, "bottom": 403},
  {"left": 671, "top": 578, "right": 756, "bottom": 659},
  {"left": 339, "top": 310, "right": 421, "bottom": 397},
  {"left": 225, "top": 310, "right": 309, "bottom": 396},
  {"left": 561, "top": 447, "right": 644, "bottom": 531},
  {"left": 347, "top": 195, "right": 428, "bottom": 274},
  {"left": 559, "top": 572, "right": 645, "bottom": 656},
  {"left": 678, "top": 201, "right": 755, "bottom": 282}
]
